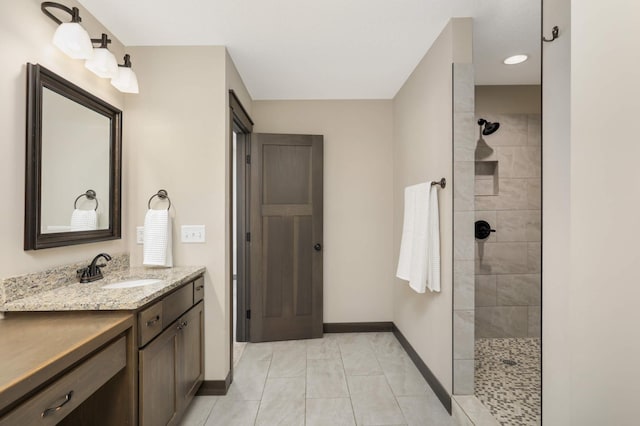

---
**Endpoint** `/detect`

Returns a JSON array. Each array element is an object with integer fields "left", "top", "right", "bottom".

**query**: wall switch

[
  {"left": 136, "top": 226, "right": 145, "bottom": 244},
  {"left": 181, "top": 225, "right": 206, "bottom": 243}
]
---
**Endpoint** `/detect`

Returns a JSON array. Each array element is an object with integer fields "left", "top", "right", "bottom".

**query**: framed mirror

[{"left": 24, "top": 63, "right": 122, "bottom": 250}]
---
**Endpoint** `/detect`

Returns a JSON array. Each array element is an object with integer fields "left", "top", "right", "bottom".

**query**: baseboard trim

[
  {"left": 323, "top": 322, "right": 394, "bottom": 333},
  {"left": 197, "top": 372, "right": 231, "bottom": 396},
  {"left": 392, "top": 324, "right": 452, "bottom": 414}
]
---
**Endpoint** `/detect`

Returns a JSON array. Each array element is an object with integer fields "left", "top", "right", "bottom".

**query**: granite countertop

[{"left": 2, "top": 266, "right": 206, "bottom": 312}]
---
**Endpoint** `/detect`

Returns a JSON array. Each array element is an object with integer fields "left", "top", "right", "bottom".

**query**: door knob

[{"left": 314, "top": 243, "right": 322, "bottom": 251}]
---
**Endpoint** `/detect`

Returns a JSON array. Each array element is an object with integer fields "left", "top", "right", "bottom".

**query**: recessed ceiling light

[{"left": 503, "top": 54, "right": 528, "bottom": 65}]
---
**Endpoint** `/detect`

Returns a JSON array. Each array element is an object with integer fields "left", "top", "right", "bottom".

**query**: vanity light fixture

[
  {"left": 41, "top": 2, "right": 93, "bottom": 59},
  {"left": 85, "top": 34, "right": 118, "bottom": 78},
  {"left": 503, "top": 54, "right": 528, "bottom": 65},
  {"left": 111, "top": 54, "right": 139, "bottom": 94}
]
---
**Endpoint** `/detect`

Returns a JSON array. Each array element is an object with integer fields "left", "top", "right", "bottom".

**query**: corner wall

[
  {"left": 125, "top": 46, "right": 252, "bottom": 380},
  {"left": 568, "top": 1, "right": 640, "bottom": 424},
  {"left": 392, "top": 18, "right": 473, "bottom": 394},
  {"left": 0, "top": 0, "right": 128, "bottom": 279},
  {"left": 251, "top": 100, "right": 394, "bottom": 323}
]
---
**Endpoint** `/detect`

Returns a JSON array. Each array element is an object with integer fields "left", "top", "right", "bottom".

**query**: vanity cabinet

[{"left": 138, "top": 277, "right": 204, "bottom": 426}]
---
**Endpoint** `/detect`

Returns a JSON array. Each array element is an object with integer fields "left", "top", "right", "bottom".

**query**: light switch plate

[
  {"left": 181, "top": 225, "right": 206, "bottom": 243},
  {"left": 136, "top": 226, "right": 144, "bottom": 244}
]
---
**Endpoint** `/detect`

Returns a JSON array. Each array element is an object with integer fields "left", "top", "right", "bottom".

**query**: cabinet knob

[{"left": 314, "top": 243, "right": 322, "bottom": 252}]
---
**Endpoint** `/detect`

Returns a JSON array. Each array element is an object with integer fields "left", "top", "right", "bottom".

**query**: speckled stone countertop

[{"left": 2, "top": 266, "right": 206, "bottom": 312}]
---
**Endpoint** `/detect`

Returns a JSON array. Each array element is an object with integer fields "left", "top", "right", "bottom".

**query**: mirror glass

[
  {"left": 25, "top": 63, "right": 122, "bottom": 250},
  {"left": 40, "top": 87, "right": 110, "bottom": 233}
]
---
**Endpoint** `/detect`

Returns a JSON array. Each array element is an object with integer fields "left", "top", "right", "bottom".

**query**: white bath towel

[
  {"left": 70, "top": 209, "right": 97, "bottom": 231},
  {"left": 143, "top": 209, "right": 173, "bottom": 268},
  {"left": 396, "top": 182, "right": 441, "bottom": 293}
]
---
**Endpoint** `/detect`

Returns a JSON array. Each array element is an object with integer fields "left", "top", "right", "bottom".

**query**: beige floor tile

[
  {"left": 347, "top": 375, "right": 406, "bottom": 425},
  {"left": 306, "top": 398, "right": 356, "bottom": 426},
  {"left": 205, "top": 398, "right": 259, "bottom": 426},
  {"left": 255, "top": 396, "right": 305, "bottom": 426},
  {"left": 179, "top": 396, "right": 218, "bottom": 426},
  {"left": 307, "top": 358, "right": 349, "bottom": 398}
]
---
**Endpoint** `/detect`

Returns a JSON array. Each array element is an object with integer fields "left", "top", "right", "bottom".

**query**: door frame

[{"left": 228, "top": 90, "right": 253, "bottom": 374}]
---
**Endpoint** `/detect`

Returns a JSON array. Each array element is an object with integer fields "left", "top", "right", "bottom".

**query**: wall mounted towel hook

[
  {"left": 543, "top": 26, "right": 559, "bottom": 42},
  {"left": 148, "top": 189, "right": 172, "bottom": 210},
  {"left": 431, "top": 178, "right": 446, "bottom": 189}
]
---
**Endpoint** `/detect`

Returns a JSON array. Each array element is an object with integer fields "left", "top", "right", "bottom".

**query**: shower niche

[{"left": 474, "top": 160, "right": 498, "bottom": 196}]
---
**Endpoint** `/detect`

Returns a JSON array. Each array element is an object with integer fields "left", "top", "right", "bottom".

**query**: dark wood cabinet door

[
  {"left": 178, "top": 302, "right": 204, "bottom": 411},
  {"left": 139, "top": 323, "right": 179, "bottom": 426},
  {"left": 250, "top": 133, "right": 323, "bottom": 342}
]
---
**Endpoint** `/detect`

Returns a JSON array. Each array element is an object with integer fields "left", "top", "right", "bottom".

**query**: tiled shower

[{"left": 474, "top": 113, "right": 541, "bottom": 339}]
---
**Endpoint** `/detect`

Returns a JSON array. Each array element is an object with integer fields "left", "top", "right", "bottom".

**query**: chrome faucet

[{"left": 77, "top": 253, "right": 112, "bottom": 283}]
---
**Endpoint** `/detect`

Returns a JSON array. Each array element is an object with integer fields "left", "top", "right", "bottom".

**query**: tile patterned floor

[
  {"left": 180, "top": 332, "right": 454, "bottom": 426},
  {"left": 474, "top": 338, "right": 541, "bottom": 426}
]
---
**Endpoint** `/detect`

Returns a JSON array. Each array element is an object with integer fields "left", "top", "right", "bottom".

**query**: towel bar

[
  {"left": 431, "top": 178, "right": 446, "bottom": 189},
  {"left": 74, "top": 190, "right": 98, "bottom": 210},
  {"left": 148, "top": 189, "right": 172, "bottom": 210}
]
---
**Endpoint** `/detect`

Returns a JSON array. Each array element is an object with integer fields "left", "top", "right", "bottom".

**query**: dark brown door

[{"left": 249, "top": 133, "right": 323, "bottom": 342}]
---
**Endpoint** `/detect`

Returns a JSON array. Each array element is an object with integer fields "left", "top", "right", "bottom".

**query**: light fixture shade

[
  {"left": 111, "top": 67, "right": 139, "bottom": 94},
  {"left": 85, "top": 48, "right": 118, "bottom": 78},
  {"left": 52, "top": 22, "right": 93, "bottom": 59}
]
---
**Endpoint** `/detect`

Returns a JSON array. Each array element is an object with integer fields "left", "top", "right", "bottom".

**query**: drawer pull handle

[
  {"left": 146, "top": 315, "right": 160, "bottom": 327},
  {"left": 177, "top": 320, "right": 188, "bottom": 330},
  {"left": 41, "top": 391, "right": 74, "bottom": 418},
  {"left": 195, "top": 285, "right": 204, "bottom": 291}
]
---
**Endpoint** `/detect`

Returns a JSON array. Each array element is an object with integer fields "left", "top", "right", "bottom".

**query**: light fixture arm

[
  {"left": 119, "top": 54, "right": 133, "bottom": 68},
  {"left": 90, "top": 33, "right": 112, "bottom": 49},
  {"left": 41, "top": 2, "right": 82, "bottom": 25}
]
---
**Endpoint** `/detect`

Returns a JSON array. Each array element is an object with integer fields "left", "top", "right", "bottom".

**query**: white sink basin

[{"left": 101, "top": 279, "right": 162, "bottom": 289}]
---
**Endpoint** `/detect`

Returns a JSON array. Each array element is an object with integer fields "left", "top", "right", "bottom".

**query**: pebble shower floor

[{"left": 475, "top": 338, "right": 541, "bottom": 426}]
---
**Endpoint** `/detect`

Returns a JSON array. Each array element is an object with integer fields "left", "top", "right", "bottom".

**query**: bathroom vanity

[{"left": 0, "top": 265, "right": 206, "bottom": 425}]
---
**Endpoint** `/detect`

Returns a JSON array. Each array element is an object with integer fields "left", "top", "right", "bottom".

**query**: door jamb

[{"left": 229, "top": 90, "right": 253, "bottom": 375}]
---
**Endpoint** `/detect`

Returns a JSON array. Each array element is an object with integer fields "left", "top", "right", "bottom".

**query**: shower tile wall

[
  {"left": 452, "top": 63, "right": 476, "bottom": 395},
  {"left": 475, "top": 114, "right": 541, "bottom": 339}
]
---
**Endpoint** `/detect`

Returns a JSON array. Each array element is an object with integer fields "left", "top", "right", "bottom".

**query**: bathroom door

[{"left": 248, "top": 133, "right": 323, "bottom": 342}]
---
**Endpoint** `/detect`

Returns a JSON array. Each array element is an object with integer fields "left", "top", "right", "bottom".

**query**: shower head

[{"left": 478, "top": 118, "right": 500, "bottom": 136}]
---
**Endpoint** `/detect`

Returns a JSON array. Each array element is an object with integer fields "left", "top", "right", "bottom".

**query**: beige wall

[
  {"left": 392, "top": 18, "right": 472, "bottom": 393},
  {"left": 125, "top": 46, "right": 247, "bottom": 380},
  {"left": 475, "top": 85, "right": 541, "bottom": 114},
  {"left": 251, "top": 100, "right": 394, "bottom": 322},
  {"left": 0, "top": 0, "right": 127, "bottom": 278},
  {"left": 568, "top": 1, "right": 640, "bottom": 424}
]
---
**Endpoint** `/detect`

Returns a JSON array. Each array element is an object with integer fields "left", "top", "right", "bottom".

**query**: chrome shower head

[{"left": 478, "top": 118, "right": 500, "bottom": 136}]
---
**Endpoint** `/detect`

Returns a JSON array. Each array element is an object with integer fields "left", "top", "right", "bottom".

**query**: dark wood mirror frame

[{"left": 24, "top": 63, "right": 122, "bottom": 250}]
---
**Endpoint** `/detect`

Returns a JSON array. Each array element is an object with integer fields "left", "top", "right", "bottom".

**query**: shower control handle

[{"left": 475, "top": 220, "right": 496, "bottom": 240}]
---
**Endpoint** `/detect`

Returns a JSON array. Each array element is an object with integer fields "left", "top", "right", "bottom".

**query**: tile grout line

[
  {"left": 369, "top": 334, "right": 409, "bottom": 426},
  {"left": 337, "top": 335, "right": 358, "bottom": 426},
  {"left": 253, "top": 347, "right": 274, "bottom": 426}
]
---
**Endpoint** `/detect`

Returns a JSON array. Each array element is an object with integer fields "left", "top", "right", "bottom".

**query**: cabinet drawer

[
  {"left": 163, "top": 283, "right": 193, "bottom": 328},
  {"left": 0, "top": 336, "right": 126, "bottom": 426},
  {"left": 193, "top": 277, "right": 204, "bottom": 303},
  {"left": 139, "top": 301, "right": 163, "bottom": 347}
]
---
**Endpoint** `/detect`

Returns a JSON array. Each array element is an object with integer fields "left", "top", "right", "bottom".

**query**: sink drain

[{"left": 502, "top": 359, "right": 517, "bottom": 366}]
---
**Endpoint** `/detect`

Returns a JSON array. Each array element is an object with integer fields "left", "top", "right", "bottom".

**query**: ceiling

[{"left": 77, "top": 0, "right": 541, "bottom": 100}]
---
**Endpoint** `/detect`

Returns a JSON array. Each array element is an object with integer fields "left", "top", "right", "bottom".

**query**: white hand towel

[
  {"left": 70, "top": 209, "right": 97, "bottom": 231},
  {"left": 396, "top": 182, "right": 441, "bottom": 293},
  {"left": 143, "top": 209, "right": 173, "bottom": 267}
]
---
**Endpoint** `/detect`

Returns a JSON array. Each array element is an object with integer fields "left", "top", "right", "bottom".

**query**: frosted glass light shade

[
  {"left": 52, "top": 22, "right": 92, "bottom": 59},
  {"left": 111, "top": 67, "right": 139, "bottom": 94},
  {"left": 85, "top": 48, "right": 118, "bottom": 78}
]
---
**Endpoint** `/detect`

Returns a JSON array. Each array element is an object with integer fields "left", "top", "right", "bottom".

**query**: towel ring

[
  {"left": 148, "top": 189, "right": 171, "bottom": 210},
  {"left": 74, "top": 190, "right": 98, "bottom": 210}
]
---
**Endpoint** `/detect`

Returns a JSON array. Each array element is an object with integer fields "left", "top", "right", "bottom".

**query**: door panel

[{"left": 250, "top": 133, "right": 323, "bottom": 342}]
